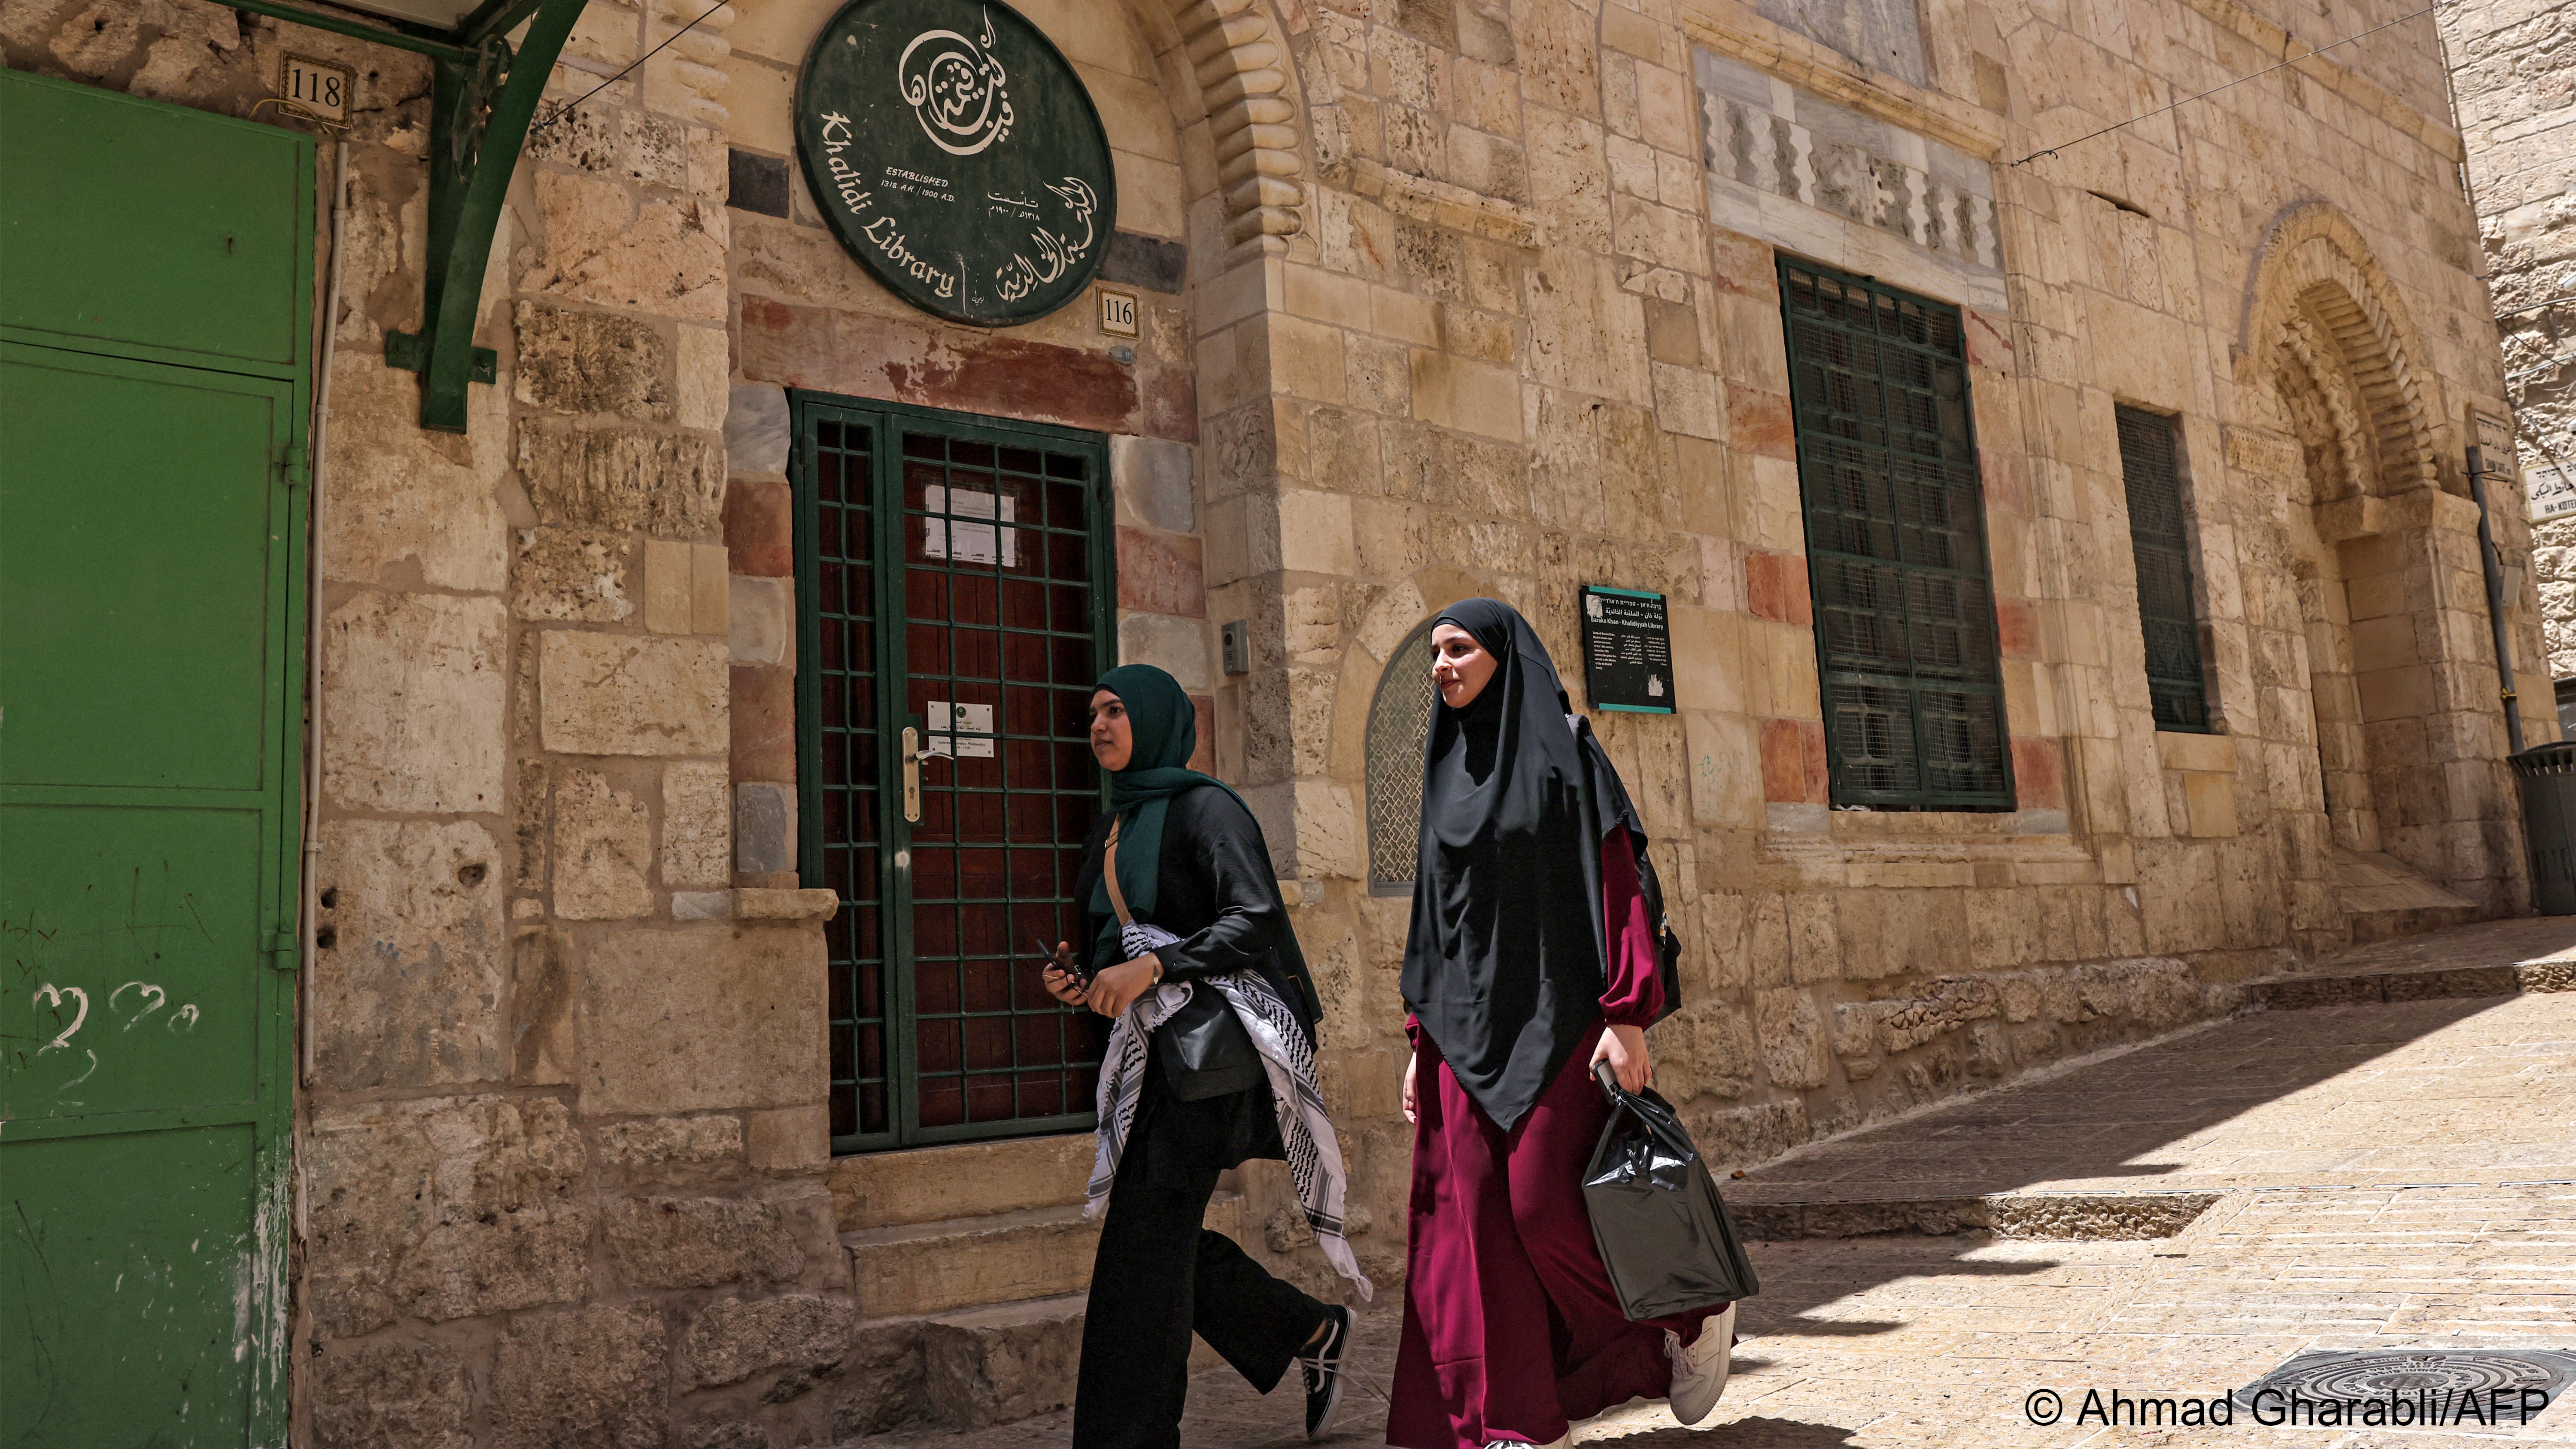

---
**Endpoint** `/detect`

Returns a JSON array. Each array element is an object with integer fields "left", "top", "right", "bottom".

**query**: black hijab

[{"left": 1401, "top": 598, "right": 1651, "bottom": 1131}]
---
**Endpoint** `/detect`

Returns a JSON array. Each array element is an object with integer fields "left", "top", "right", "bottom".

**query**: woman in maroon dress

[{"left": 1387, "top": 599, "right": 1735, "bottom": 1449}]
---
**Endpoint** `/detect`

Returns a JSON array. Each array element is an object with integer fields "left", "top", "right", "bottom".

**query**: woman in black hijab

[
  {"left": 1386, "top": 600, "right": 1734, "bottom": 1449},
  {"left": 1042, "top": 664, "right": 1366, "bottom": 1449}
]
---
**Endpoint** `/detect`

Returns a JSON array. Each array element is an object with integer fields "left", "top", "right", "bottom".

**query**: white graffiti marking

[
  {"left": 169, "top": 1003, "right": 202, "bottom": 1033},
  {"left": 898, "top": 10, "right": 1015, "bottom": 156},
  {"left": 32, "top": 984, "right": 88, "bottom": 1052},
  {"left": 112, "top": 980, "right": 168, "bottom": 1029}
]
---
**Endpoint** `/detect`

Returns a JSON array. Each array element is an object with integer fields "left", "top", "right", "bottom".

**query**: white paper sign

[
  {"left": 924, "top": 700, "right": 997, "bottom": 758},
  {"left": 2529, "top": 461, "right": 2576, "bottom": 523},
  {"left": 924, "top": 486, "right": 1018, "bottom": 566}
]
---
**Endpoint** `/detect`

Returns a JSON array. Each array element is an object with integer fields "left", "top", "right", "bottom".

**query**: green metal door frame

[
  {"left": 789, "top": 392, "right": 1116, "bottom": 1154},
  {"left": 0, "top": 68, "right": 310, "bottom": 1447}
]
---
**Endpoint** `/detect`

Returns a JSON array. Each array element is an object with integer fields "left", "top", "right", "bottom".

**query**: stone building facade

[
  {"left": 2439, "top": 0, "right": 2571, "bottom": 683},
  {"left": 0, "top": 0, "right": 2540, "bottom": 1434}
]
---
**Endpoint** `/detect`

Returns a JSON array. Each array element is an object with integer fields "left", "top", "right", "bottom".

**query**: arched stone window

[{"left": 1365, "top": 621, "right": 1440, "bottom": 895}]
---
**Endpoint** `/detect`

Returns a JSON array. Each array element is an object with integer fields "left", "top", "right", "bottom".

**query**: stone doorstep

[
  {"left": 2244, "top": 957, "right": 2576, "bottom": 1010},
  {"left": 890, "top": 1291, "right": 1227, "bottom": 1430},
  {"left": 844, "top": 1192, "right": 1246, "bottom": 1319},
  {"left": 1728, "top": 1189, "right": 2225, "bottom": 1242},
  {"left": 831, "top": 1131, "right": 1096, "bottom": 1231}
]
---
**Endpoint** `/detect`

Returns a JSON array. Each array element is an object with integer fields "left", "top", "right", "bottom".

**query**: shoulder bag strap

[{"left": 1101, "top": 816, "right": 1135, "bottom": 927}]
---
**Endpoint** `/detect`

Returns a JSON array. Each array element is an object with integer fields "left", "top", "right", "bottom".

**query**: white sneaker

[
  {"left": 1663, "top": 1302, "right": 1735, "bottom": 1426},
  {"left": 1483, "top": 1437, "right": 1570, "bottom": 1449}
]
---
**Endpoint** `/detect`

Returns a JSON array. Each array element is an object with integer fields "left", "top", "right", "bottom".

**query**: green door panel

[
  {"left": 0, "top": 69, "right": 312, "bottom": 374},
  {"left": 1, "top": 804, "right": 266, "bottom": 1124},
  {"left": 0, "top": 1125, "right": 272, "bottom": 1449},
  {"left": 1, "top": 66, "right": 305, "bottom": 1449},
  {"left": 1, "top": 346, "right": 289, "bottom": 793}
]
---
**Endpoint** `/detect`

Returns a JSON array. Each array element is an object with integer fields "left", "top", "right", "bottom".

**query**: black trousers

[{"left": 1072, "top": 1072, "right": 1329, "bottom": 1449}]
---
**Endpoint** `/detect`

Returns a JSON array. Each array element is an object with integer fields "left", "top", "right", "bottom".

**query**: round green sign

[{"left": 796, "top": 0, "right": 1118, "bottom": 326}]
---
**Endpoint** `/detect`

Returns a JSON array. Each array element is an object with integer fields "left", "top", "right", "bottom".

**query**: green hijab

[
  {"left": 1087, "top": 662, "right": 1322, "bottom": 1025},
  {"left": 1089, "top": 663, "right": 1229, "bottom": 921}
]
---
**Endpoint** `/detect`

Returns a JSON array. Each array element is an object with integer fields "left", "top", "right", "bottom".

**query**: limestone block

[
  {"left": 322, "top": 363, "right": 511, "bottom": 592},
  {"left": 646, "top": 537, "right": 693, "bottom": 633},
  {"left": 1755, "top": 987, "right": 1829, "bottom": 1088},
  {"left": 2183, "top": 771, "right": 2240, "bottom": 836},
  {"left": 488, "top": 1306, "right": 669, "bottom": 1449},
  {"left": 676, "top": 323, "right": 729, "bottom": 430},
  {"left": 1111, "top": 434, "right": 1196, "bottom": 531},
  {"left": 685, "top": 1294, "right": 857, "bottom": 1386},
  {"left": 673, "top": 890, "right": 732, "bottom": 919},
  {"left": 540, "top": 630, "right": 729, "bottom": 755},
  {"left": 324, "top": 592, "right": 508, "bottom": 815},
  {"left": 557, "top": 769, "right": 654, "bottom": 919},
  {"left": 580, "top": 924, "right": 826, "bottom": 1115},
  {"left": 1879, "top": 976, "right": 2004, "bottom": 1052},
  {"left": 1118, "top": 611, "right": 1212, "bottom": 690},
  {"left": 726, "top": 383, "right": 791, "bottom": 475},
  {"left": 314, "top": 819, "right": 506, "bottom": 1090},
  {"left": 527, "top": 169, "right": 726, "bottom": 320},
  {"left": 663, "top": 759, "right": 732, "bottom": 888},
  {"left": 833, "top": 1320, "right": 928, "bottom": 1436},
  {"left": 731, "top": 574, "right": 790, "bottom": 663},
  {"left": 598, "top": 1113, "right": 745, "bottom": 1169},
  {"left": 921, "top": 1296, "right": 1088, "bottom": 1427},
  {"left": 1276, "top": 488, "right": 1357, "bottom": 575},
  {"left": 605, "top": 1194, "right": 804, "bottom": 1288},
  {"left": 735, "top": 782, "right": 796, "bottom": 873},
  {"left": 515, "top": 528, "right": 635, "bottom": 621},
  {"left": 310, "top": 1342, "right": 469, "bottom": 1449},
  {"left": 693, "top": 542, "right": 730, "bottom": 633},
  {"left": 513, "top": 299, "right": 671, "bottom": 418},
  {"left": 747, "top": 1104, "right": 832, "bottom": 1170},
  {"left": 304, "top": 1095, "right": 589, "bottom": 1337},
  {"left": 1410, "top": 350, "right": 1524, "bottom": 441},
  {"left": 1649, "top": 1000, "right": 1757, "bottom": 1100},
  {"left": 522, "top": 425, "right": 726, "bottom": 538},
  {"left": 734, "top": 887, "right": 839, "bottom": 919}
]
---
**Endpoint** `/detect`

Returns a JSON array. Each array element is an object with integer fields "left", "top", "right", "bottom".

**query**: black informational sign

[
  {"left": 796, "top": 0, "right": 1116, "bottom": 325},
  {"left": 1579, "top": 586, "right": 1674, "bottom": 714}
]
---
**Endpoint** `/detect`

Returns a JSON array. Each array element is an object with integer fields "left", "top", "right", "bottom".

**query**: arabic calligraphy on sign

[
  {"left": 797, "top": 0, "right": 1117, "bottom": 324},
  {"left": 899, "top": 11, "right": 1016, "bottom": 155}
]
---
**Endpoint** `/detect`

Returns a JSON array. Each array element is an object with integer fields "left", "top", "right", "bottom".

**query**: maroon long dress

[{"left": 1388, "top": 836, "right": 1714, "bottom": 1449}]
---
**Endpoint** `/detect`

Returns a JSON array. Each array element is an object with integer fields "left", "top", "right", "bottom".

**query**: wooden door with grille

[{"left": 793, "top": 395, "right": 1115, "bottom": 1152}]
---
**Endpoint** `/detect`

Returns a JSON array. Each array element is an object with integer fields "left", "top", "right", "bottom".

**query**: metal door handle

[{"left": 902, "top": 726, "right": 922, "bottom": 823}]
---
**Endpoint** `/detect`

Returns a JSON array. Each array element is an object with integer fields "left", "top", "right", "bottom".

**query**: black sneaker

[{"left": 1300, "top": 1304, "right": 1353, "bottom": 1441}]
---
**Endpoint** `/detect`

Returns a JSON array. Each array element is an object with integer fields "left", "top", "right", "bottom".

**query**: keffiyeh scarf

[{"left": 1085, "top": 920, "right": 1372, "bottom": 1299}]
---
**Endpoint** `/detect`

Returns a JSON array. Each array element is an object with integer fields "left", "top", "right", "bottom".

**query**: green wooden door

[
  {"left": 1, "top": 70, "right": 310, "bottom": 1449},
  {"left": 792, "top": 396, "right": 1117, "bottom": 1152}
]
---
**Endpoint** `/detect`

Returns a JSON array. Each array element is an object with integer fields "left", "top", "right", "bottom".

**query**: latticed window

[
  {"left": 1779, "top": 259, "right": 2013, "bottom": 808},
  {"left": 2115, "top": 405, "right": 2211, "bottom": 731},
  {"left": 1364, "top": 622, "right": 1440, "bottom": 894}
]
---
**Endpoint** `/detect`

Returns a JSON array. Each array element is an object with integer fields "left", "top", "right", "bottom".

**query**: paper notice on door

[
  {"left": 924, "top": 486, "right": 1018, "bottom": 567},
  {"left": 925, "top": 700, "right": 997, "bottom": 758}
]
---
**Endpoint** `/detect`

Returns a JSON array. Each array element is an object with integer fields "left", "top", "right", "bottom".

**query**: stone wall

[{"left": 2442, "top": 0, "right": 2574, "bottom": 677}]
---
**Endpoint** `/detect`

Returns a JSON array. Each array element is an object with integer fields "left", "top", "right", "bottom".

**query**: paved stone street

[{"left": 860, "top": 922, "right": 2576, "bottom": 1448}]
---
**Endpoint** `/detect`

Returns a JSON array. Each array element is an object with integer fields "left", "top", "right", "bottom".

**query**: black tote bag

[{"left": 1581, "top": 1063, "right": 1760, "bottom": 1320}]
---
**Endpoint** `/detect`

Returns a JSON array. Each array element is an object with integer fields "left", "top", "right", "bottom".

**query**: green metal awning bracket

[{"left": 383, "top": 0, "right": 586, "bottom": 431}]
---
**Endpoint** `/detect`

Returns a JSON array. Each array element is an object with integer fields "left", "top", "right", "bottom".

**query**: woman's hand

[
  {"left": 1402, "top": 1051, "right": 1419, "bottom": 1124},
  {"left": 1083, "top": 956, "right": 1161, "bottom": 1018},
  {"left": 1039, "top": 942, "right": 1084, "bottom": 1005},
  {"left": 1591, "top": 1022, "right": 1651, "bottom": 1094}
]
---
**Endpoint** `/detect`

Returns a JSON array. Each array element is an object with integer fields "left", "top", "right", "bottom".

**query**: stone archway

[{"left": 2230, "top": 203, "right": 2505, "bottom": 918}]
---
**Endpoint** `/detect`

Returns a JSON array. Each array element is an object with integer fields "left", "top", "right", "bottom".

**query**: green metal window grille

[
  {"left": 1779, "top": 259, "right": 2014, "bottom": 808},
  {"left": 1364, "top": 621, "right": 1439, "bottom": 894},
  {"left": 794, "top": 395, "right": 1115, "bottom": 1153},
  {"left": 2115, "top": 405, "right": 2211, "bottom": 732}
]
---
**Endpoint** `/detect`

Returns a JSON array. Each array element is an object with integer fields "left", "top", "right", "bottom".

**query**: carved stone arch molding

[
  {"left": 1116, "top": 0, "right": 1309, "bottom": 253},
  {"left": 2237, "top": 202, "right": 2442, "bottom": 498}
]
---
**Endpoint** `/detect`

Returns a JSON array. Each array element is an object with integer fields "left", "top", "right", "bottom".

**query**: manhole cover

[{"left": 2233, "top": 1351, "right": 2576, "bottom": 1426}]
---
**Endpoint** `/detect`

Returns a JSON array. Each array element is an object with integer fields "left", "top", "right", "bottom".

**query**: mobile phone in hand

[{"left": 1036, "top": 936, "right": 1089, "bottom": 986}]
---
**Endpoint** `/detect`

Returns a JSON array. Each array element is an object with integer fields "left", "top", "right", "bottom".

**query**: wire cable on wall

[{"left": 531, "top": 0, "right": 727, "bottom": 134}]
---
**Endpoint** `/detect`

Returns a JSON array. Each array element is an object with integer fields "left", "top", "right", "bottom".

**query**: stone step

[
  {"left": 1731, "top": 1189, "right": 2224, "bottom": 1242},
  {"left": 911, "top": 1292, "right": 1227, "bottom": 1429},
  {"left": 843, "top": 1192, "right": 1245, "bottom": 1319},
  {"left": 829, "top": 1132, "right": 1096, "bottom": 1232},
  {"left": 2245, "top": 957, "right": 2575, "bottom": 1011}
]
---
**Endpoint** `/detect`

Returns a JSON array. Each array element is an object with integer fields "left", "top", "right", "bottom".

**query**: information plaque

[
  {"left": 1578, "top": 585, "right": 1675, "bottom": 714},
  {"left": 795, "top": 0, "right": 1117, "bottom": 325}
]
